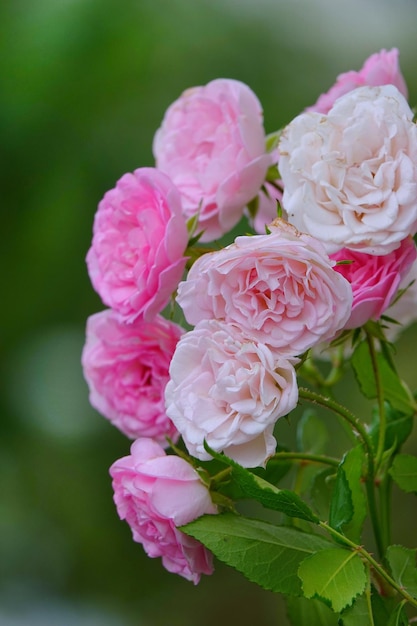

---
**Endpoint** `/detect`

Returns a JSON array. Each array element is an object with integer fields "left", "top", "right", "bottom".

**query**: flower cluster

[{"left": 83, "top": 49, "right": 417, "bottom": 586}]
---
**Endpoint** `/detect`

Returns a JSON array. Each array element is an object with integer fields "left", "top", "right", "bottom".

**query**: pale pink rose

[
  {"left": 110, "top": 438, "right": 217, "bottom": 584},
  {"left": 385, "top": 257, "right": 417, "bottom": 341},
  {"left": 82, "top": 310, "right": 183, "bottom": 444},
  {"left": 165, "top": 320, "right": 298, "bottom": 467},
  {"left": 176, "top": 220, "right": 352, "bottom": 356},
  {"left": 153, "top": 79, "right": 271, "bottom": 242},
  {"left": 308, "top": 48, "right": 408, "bottom": 114},
  {"left": 280, "top": 86, "right": 417, "bottom": 255},
  {"left": 86, "top": 168, "right": 188, "bottom": 323},
  {"left": 331, "top": 237, "right": 416, "bottom": 329}
]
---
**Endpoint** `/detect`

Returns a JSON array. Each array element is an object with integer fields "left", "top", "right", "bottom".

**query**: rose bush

[
  {"left": 176, "top": 219, "right": 352, "bottom": 356},
  {"left": 110, "top": 438, "right": 217, "bottom": 584},
  {"left": 153, "top": 78, "right": 271, "bottom": 242},
  {"left": 331, "top": 236, "right": 416, "bottom": 330},
  {"left": 279, "top": 85, "right": 417, "bottom": 256},
  {"left": 165, "top": 319, "right": 298, "bottom": 467},
  {"left": 86, "top": 167, "right": 188, "bottom": 323},
  {"left": 308, "top": 48, "right": 408, "bottom": 114},
  {"left": 82, "top": 310, "right": 183, "bottom": 443}
]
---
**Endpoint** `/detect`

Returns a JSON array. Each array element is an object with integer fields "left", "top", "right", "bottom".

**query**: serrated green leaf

[
  {"left": 340, "top": 446, "right": 367, "bottom": 543},
  {"left": 182, "top": 513, "right": 333, "bottom": 595},
  {"left": 286, "top": 595, "right": 338, "bottom": 626},
  {"left": 351, "top": 342, "right": 416, "bottom": 415},
  {"left": 389, "top": 454, "right": 417, "bottom": 493},
  {"left": 329, "top": 464, "right": 353, "bottom": 534},
  {"left": 339, "top": 591, "right": 373, "bottom": 626},
  {"left": 298, "top": 548, "right": 367, "bottom": 613},
  {"left": 387, "top": 545, "right": 417, "bottom": 599},
  {"left": 205, "top": 443, "right": 319, "bottom": 523}
]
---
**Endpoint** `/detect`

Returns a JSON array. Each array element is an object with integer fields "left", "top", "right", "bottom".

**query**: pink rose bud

[
  {"left": 110, "top": 438, "right": 217, "bottom": 584},
  {"left": 153, "top": 78, "right": 272, "bottom": 242},
  {"left": 176, "top": 220, "right": 352, "bottom": 356},
  {"left": 165, "top": 319, "right": 299, "bottom": 468},
  {"left": 82, "top": 310, "right": 183, "bottom": 444},
  {"left": 308, "top": 48, "right": 408, "bottom": 114},
  {"left": 331, "top": 237, "right": 417, "bottom": 329},
  {"left": 86, "top": 167, "right": 188, "bottom": 323}
]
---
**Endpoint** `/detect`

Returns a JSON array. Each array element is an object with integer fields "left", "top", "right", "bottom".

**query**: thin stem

[
  {"left": 298, "top": 388, "right": 374, "bottom": 459},
  {"left": 299, "top": 387, "right": 384, "bottom": 558},
  {"left": 269, "top": 451, "right": 339, "bottom": 468},
  {"left": 319, "top": 521, "right": 417, "bottom": 609},
  {"left": 365, "top": 329, "right": 386, "bottom": 469}
]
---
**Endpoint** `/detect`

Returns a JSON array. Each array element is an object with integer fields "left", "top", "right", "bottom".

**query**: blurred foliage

[{"left": 2, "top": 0, "right": 417, "bottom": 624}]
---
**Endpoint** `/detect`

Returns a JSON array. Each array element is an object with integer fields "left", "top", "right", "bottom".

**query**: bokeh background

[{"left": 2, "top": 0, "right": 417, "bottom": 624}]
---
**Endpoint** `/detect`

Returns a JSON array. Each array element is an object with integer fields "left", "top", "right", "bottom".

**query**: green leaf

[
  {"left": 298, "top": 548, "right": 367, "bottom": 612},
  {"left": 339, "top": 591, "right": 373, "bottom": 626},
  {"left": 369, "top": 403, "right": 413, "bottom": 453},
  {"left": 340, "top": 446, "right": 367, "bottom": 543},
  {"left": 310, "top": 467, "right": 336, "bottom": 520},
  {"left": 329, "top": 463, "right": 353, "bottom": 534},
  {"left": 286, "top": 595, "right": 338, "bottom": 626},
  {"left": 297, "top": 410, "right": 328, "bottom": 455},
  {"left": 265, "top": 163, "right": 280, "bottom": 181},
  {"left": 389, "top": 454, "right": 417, "bottom": 493},
  {"left": 387, "top": 602, "right": 409, "bottom": 626},
  {"left": 265, "top": 130, "right": 281, "bottom": 153},
  {"left": 205, "top": 443, "right": 319, "bottom": 523},
  {"left": 387, "top": 545, "right": 417, "bottom": 599},
  {"left": 182, "top": 513, "right": 333, "bottom": 595},
  {"left": 351, "top": 342, "right": 416, "bottom": 415}
]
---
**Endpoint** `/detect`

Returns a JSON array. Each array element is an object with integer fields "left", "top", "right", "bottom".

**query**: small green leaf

[
  {"left": 286, "top": 595, "right": 338, "bottom": 626},
  {"left": 265, "top": 163, "right": 280, "bottom": 181},
  {"left": 387, "top": 601, "right": 409, "bottom": 626},
  {"left": 297, "top": 410, "right": 328, "bottom": 455},
  {"left": 369, "top": 403, "right": 413, "bottom": 453},
  {"left": 298, "top": 548, "right": 367, "bottom": 612},
  {"left": 351, "top": 342, "right": 416, "bottom": 415},
  {"left": 387, "top": 545, "right": 417, "bottom": 599},
  {"left": 340, "top": 446, "right": 367, "bottom": 543},
  {"left": 310, "top": 467, "right": 336, "bottom": 520},
  {"left": 329, "top": 464, "right": 353, "bottom": 534},
  {"left": 182, "top": 513, "right": 332, "bottom": 595},
  {"left": 246, "top": 195, "right": 259, "bottom": 219},
  {"left": 205, "top": 442, "right": 319, "bottom": 523},
  {"left": 389, "top": 454, "right": 417, "bottom": 493},
  {"left": 265, "top": 130, "right": 281, "bottom": 152}
]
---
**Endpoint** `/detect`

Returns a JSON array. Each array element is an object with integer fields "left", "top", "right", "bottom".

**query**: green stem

[
  {"left": 298, "top": 388, "right": 374, "bottom": 459},
  {"left": 299, "top": 387, "right": 384, "bottom": 558},
  {"left": 269, "top": 451, "right": 339, "bottom": 468},
  {"left": 365, "top": 329, "right": 386, "bottom": 469},
  {"left": 319, "top": 521, "right": 417, "bottom": 609}
]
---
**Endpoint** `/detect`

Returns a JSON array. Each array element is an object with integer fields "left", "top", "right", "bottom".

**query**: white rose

[
  {"left": 165, "top": 320, "right": 298, "bottom": 468},
  {"left": 279, "top": 85, "right": 417, "bottom": 255}
]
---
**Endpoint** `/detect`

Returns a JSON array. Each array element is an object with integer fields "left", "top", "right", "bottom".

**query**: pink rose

[
  {"left": 308, "top": 48, "right": 408, "bottom": 114},
  {"left": 165, "top": 320, "right": 298, "bottom": 467},
  {"left": 280, "top": 86, "right": 417, "bottom": 255},
  {"left": 82, "top": 310, "right": 183, "bottom": 444},
  {"left": 176, "top": 220, "right": 352, "bottom": 356},
  {"left": 110, "top": 438, "right": 217, "bottom": 584},
  {"left": 153, "top": 79, "right": 271, "bottom": 242},
  {"left": 86, "top": 168, "right": 188, "bottom": 323},
  {"left": 331, "top": 237, "right": 416, "bottom": 329}
]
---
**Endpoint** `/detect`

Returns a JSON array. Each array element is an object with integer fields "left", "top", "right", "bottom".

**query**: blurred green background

[{"left": 2, "top": 0, "right": 417, "bottom": 624}]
